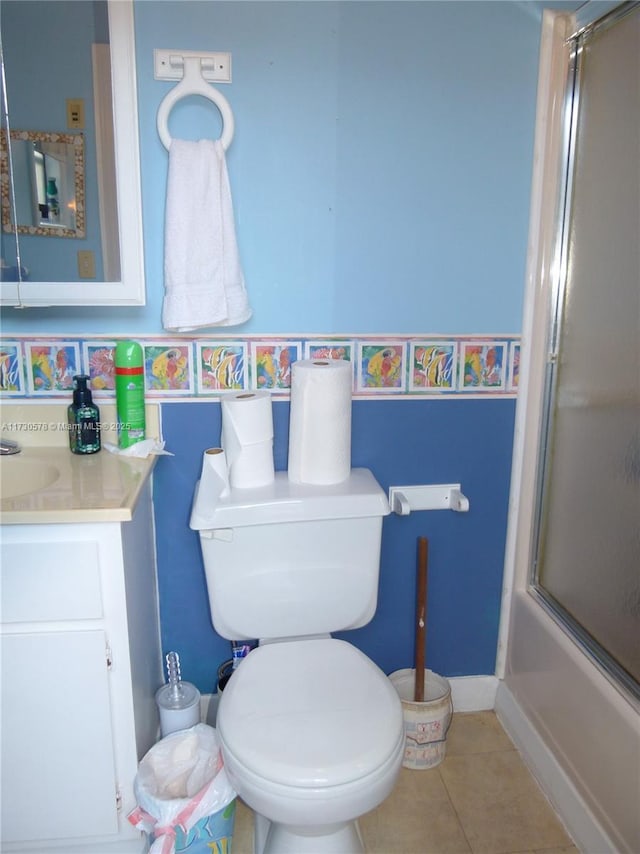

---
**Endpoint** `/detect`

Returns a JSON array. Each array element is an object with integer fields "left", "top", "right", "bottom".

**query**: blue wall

[
  {"left": 141, "top": 1, "right": 537, "bottom": 686},
  {"left": 1, "top": 1, "right": 544, "bottom": 690},
  {"left": 132, "top": 0, "right": 538, "bottom": 336},
  {"left": 2, "top": 0, "right": 542, "bottom": 335}
]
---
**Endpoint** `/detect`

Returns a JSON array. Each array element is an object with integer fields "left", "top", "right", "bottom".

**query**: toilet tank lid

[{"left": 190, "top": 468, "right": 390, "bottom": 531}]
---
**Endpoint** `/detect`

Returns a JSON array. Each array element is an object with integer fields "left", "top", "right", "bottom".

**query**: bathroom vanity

[{"left": 0, "top": 411, "right": 163, "bottom": 854}]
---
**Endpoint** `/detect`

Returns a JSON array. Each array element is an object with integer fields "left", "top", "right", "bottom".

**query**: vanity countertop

[
  {"left": 0, "top": 403, "right": 160, "bottom": 525},
  {"left": 0, "top": 445, "right": 157, "bottom": 525}
]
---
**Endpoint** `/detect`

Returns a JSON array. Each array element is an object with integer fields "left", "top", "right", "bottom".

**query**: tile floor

[{"left": 230, "top": 711, "right": 579, "bottom": 854}]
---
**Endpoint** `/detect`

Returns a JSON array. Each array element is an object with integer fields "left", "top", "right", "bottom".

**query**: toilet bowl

[
  {"left": 190, "top": 467, "right": 403, "bottom": 853},
  {"left": 217, "top": 638, "right": 404, "bottom": 853}
]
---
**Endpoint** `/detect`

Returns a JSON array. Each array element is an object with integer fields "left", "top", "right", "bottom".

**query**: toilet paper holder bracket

[{"left": 388, "top": 484, "right": 470, "bottom": 515}]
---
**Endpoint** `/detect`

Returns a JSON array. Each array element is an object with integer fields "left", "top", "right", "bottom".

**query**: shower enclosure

[
  {"left": 532, "top": 0, "right": 639, "bottom": 703},
  {"left": 498, "top": 3, "right": 639, "bottom": 852}
]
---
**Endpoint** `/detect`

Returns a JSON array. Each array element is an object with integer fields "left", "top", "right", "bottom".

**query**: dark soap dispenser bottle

[{"left": 68, "top": 374, "right": 101, "bottom": 455}]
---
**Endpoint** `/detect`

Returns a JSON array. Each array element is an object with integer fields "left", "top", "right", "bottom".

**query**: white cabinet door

[{"left": 1, "top": 630, "right": 118, "bottom": 843}]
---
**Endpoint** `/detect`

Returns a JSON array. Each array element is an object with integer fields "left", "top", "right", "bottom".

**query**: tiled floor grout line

[
  {"left": 439, "top": 739, "right": 551, "bottom": 854},
  {"left": 436, "top": 764, "right": 474, "bottom": 854}
]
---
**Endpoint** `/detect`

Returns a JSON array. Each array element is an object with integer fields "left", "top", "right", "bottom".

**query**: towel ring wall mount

[{"left": 156, "top": 51, "right": 234, "bottom": 151}]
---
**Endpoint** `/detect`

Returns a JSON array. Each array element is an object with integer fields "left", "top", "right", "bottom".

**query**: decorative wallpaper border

[{"left": 0, "top": 334, "right": 521, "bottom": 399}]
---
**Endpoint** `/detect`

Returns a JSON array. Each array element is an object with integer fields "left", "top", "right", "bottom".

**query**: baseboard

[
  {"left": 495, "top": 681, "right": 616, "bottom": 854},
  {"left": 449, "top": 675, "right": 498, "bottom": 711}
]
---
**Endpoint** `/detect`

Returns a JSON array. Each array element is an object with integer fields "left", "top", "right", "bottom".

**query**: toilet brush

[
  {"left": 388, "top": 534, "right": 452, "bottom": 769},
  {"left": 155, "top": 651, "right": 201, "bottom": 737},
  {"left": 414, "top": 536, "right": 429, "bottom": 702}
]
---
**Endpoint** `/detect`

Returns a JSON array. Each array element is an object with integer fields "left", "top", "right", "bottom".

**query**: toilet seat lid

[{"left": 216, "top": 638, "right": 403, "bottom": 788}]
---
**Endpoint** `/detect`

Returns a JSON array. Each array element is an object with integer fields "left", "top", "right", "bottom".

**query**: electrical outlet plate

[
  {"left": 154, "top": 49, "right": 232, "bottom": 83},
  {"left": 77, "top": 250, "right": 96, "bottom": 279}
]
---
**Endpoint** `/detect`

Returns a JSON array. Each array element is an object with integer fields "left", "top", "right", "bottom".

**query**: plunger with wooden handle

[{"left": 414, "top": 536, "right": 429, "bottom": 702}]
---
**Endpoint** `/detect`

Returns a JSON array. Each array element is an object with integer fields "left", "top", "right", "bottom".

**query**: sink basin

[{"left": 0, "top": 456, "right": 60, "bottom": 499}]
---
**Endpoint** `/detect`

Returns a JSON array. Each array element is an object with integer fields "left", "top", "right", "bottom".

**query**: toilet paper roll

[
  {"left": 198, "top": 447, "right": 230, "bottom": 507},
  {"left": 226, "top": 439, "right": 274, "bottom": 489},
  {"left": 221, "top": 391, "right": 275, "bottom": 488},
  {"left": 288, "top": 359, "right": 352, "bottom": 485}
]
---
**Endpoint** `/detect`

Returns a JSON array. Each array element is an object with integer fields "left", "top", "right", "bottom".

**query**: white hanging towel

[{"left": 162, "top": 139, "right": 252, "bottom": 332}]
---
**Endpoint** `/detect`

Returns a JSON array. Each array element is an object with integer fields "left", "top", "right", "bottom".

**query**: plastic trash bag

[{"left": 128, "top": 723, "right": 236, "bottom": 854}]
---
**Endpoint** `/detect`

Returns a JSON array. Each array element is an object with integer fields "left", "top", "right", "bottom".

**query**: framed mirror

[
  {"left": 1, "top": 130, "right": 85, "bottom": 238},
  {"left": 0, "top": 0, "right": 145, "bottom": 306}
]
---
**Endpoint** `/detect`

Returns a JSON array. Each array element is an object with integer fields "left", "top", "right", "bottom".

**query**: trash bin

[
  {"left": 389, "top": 668, "right": 453, "bottom": 769},
  {"left": 128, "top": 723, "right": 236, "bottom": 853}
]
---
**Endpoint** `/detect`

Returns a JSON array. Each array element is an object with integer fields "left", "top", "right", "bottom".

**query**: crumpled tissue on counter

[{"left": 103, "top": 439, "right": 173, "bottom": 458}]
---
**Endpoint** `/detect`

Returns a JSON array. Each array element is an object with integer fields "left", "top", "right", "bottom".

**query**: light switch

[{"left": 66, "top": 99, "right": 85, "bottom": 129}]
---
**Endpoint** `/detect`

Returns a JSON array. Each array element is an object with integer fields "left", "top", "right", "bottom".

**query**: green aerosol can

[{"left": 114, "top": 340, "right": 145, "bottom": 448}]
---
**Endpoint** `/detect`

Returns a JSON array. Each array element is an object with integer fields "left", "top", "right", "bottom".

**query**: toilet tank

[{"left": 190, "top": 468, "right": 390, "bottom": 640}]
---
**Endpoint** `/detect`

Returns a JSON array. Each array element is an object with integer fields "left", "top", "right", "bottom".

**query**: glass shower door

[{"left": 532, "top": 4, "right": 640, "bottom": 699}]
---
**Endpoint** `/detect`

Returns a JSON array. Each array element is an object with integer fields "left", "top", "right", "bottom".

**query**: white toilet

[{"left": 190, "top": 468, "right": 404, "bottom": 854}]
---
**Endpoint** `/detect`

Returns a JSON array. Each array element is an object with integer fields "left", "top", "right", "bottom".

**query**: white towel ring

[{"left": 157, "top": 55, "right": 235, "bottom": 151}]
